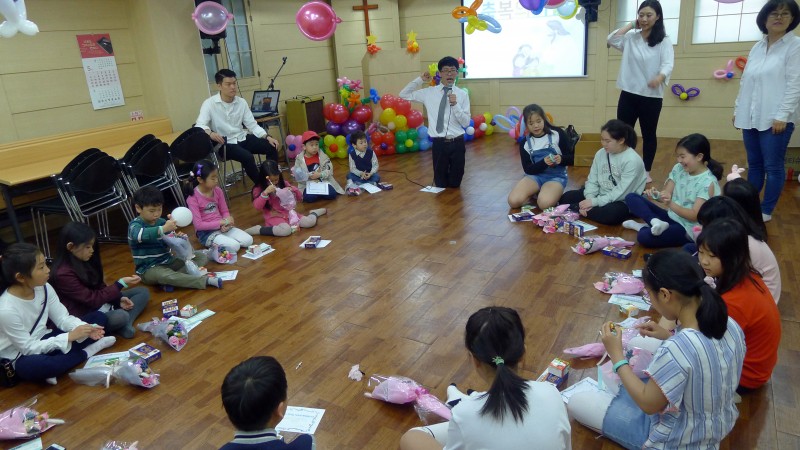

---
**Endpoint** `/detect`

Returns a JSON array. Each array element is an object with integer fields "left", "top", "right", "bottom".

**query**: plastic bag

[
  {"left": 0, "top": 396, "right": 63, "bottom": 440},
  {"left": 572, "top": 236, "right": 635, "bottom": 255},
  {"left": 137, "top": 318, "right": 188, "bottom": 351},
  {"left": 209, "top": 243, "right": 237, "bottom": 264},
  {"left": 184, "top": 259, "right": 202, "bottom": 277},
  {"left": 162, "top": 233, "right": 193, "bottom": 260},
  {"left": 563, "top": 342, "right": 606, "bottom": 359},
  {"left": 364, "top": 374, "right": 451, "bottom": 424},
  {"left": 594, "top": 272, "right": 645, "bottom": 295},
  {"left": 69, "top": 358, "right": 159, "bottom": 389},
  {"left": 101, "top": 441, "right": 140, "bottom": 450}
]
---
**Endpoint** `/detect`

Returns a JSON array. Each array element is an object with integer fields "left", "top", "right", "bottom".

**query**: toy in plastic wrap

[
  {"left": 276, "top": 187, "right": 301, "bottom": 227},
  {"left": 0, "top": 396, "right": 63, "bottom": 440},
  {"left": 102, "top": 441, "right": 140, "bottom": 450},
  {"left": 364, "top": 374, "right": 452, "bottom": 424},
  {"left": 69, "top": 358, "right": 160, "bottom": 389},
  {"left": 594, "top": 272, "right": 645, "bottom": 295},
  {"left": 572, "top": 236, "right": 634, "bottom": 255},
  {"left": 162, "top": 232, "right": 202, "bottom": 276},
  {"left": 137, "top": 318, "right": 188, "bottom": 351},
  {"left": 562, "top": 342, "right": 606, "bottom": 359},
  {"left": 210, "top": 243, "right": 237, "bottom": 264}
]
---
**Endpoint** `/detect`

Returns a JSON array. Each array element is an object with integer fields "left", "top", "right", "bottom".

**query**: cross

[{"left": 353, "top": 0, "right": 379, "bottom": 37}]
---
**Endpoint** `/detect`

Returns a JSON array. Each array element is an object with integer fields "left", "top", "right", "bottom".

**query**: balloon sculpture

[
  {"left": 671, "top": 84, "right": 700, "bottom": 101},
  {"left": 0, "top": 0, "right": 38, "bottom": 38},
  {"left": 713, "top": 60, "right": 735, "bottom": 80},
  {"left": 296, "top": 1, "right": 342, "bottom": 41},
  {"left": 191, "top": 1, "right": 233, "bottom": 35},
  {"left": 406, "top": 30, "right": 419, "bottom": 53},
  {"left": 366, "top": 34, "right": 381, "bottom": 55}
]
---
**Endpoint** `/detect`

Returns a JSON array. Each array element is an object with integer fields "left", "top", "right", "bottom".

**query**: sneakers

[{"left": 346, "top": 186, "right": 361, "bottom": 196}]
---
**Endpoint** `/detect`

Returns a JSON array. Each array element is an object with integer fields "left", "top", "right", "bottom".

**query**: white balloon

[
  {"left": 0, "top": 0, "right": 39, "bottom": 38},
  {"left": 479, "top": 123, "right": 488, "bottom": 131},
  {"left": 171, "top": 207, "right": 193, "bottom": 227},
  {"left": 466, "top": 126, "right": 475, "bottom": 135},
  {"left": 387, "top": 122, "right": 396, "bottom": 130}
]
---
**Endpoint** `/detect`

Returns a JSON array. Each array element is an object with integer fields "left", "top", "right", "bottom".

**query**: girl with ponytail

[
  {"left": 569, "top": 249, "right": 745, "bottom": 449},
  {"left": 400, "top": 306, "right": 571, "bottom": 450},
  {"left": 697, "top": 218, "right": 781, "bottom": 391}
]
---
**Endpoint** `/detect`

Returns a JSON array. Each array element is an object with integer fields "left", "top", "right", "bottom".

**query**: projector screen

[{"left": 462, "top": 1, "right": 588, "bottom": 79}]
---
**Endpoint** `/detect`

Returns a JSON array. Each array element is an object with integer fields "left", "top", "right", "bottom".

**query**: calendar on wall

[{"left": 76, "top": 33, "right": 125, "bottom": 110}]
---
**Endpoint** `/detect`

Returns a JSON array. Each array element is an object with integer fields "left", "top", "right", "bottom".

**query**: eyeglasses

[
  {"left": 440, "top": 69, "right": 458, "bottom": 75},
  {"left": 768, "top": 12, "right": 792, "bottom": 19}
]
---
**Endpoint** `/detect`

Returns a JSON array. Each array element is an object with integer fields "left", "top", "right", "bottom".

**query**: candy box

[
  {"left": 547, "top": 357, "right": 571, "bottom": 378},
  {"left": 602, "top": 246, "right": 632, "bottom": 260},
  {"left": 129, "top": 343, "right": 161, "bottom": 364},
  {"left": 305, "top": 236, "right": 322, "bottom": 248},
  {"left": 180, "top": 304, "right": 197, "bottom": 318},
  {"left": 161, "top": 299, "right": 179, "bottom": 318},
  {"left": 247, "top": 244, "right": 263, "bottom": 256},
  {"left": 556, "top": 221, "right": 586, "bottom": 237},
  {"left": 536, "top": 369, "right": 568, "bottom": 389}
]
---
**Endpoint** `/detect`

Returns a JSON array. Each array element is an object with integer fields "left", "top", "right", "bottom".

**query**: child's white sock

[
  {"left": 646, "top": 171, "right": 652, "bottom": 183},
  {"left": 244, "top": 225, "right": 261, "bottom": 236},
  {"left": 272, "top": 223, "right": 293, "bottom": 236},
  {"left": 84, "top": 336, "right": 116, "bottom": 358},
  {"left": 310, "top": 208, "right": 327, "bottom": 217},
  {"left": 207, "top": 276, "right": 223, "bottom": 289},
  {"left": 45, "top": 377, "right": 57, "bottom": 385},
  {"left": 622, "top": 220, "right": 646, "bottom": 232},
  {"left": 649, "top": 218, "right": 669, "bottom": 236}
]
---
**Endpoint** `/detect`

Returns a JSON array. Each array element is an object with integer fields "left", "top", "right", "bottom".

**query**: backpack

[{"left": 563, "top": 124, "right": 581, "bottom": 154}]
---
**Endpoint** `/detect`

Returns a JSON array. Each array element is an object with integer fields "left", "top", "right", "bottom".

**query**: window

[
  {"left": 615, "top": 0, "right": 681, "bottom": 46},
  {"left": 201, "top": 0, "right": 256, "bottom": 82},
  {"left": 693, "top": 0, "right": 767, "bottom": 44}
]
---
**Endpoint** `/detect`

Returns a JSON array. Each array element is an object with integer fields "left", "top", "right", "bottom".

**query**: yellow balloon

[
  {"left": 335, "top": 135, "right": 347, "bottom": 148},
  {"left": 393, "top": 114, "right": 408, "bottom": 131},
  {"left": 483, "top": 112, "right": 493, "bottom": 124},
  {"left": 379, "top": 108, "right": 396, "bottom": 126},
  {"left": 485, "top": 124, "right": 494, "bottom": 135},
  {"left": 336, "top": 148, "right": 347, "bottom": 159},
  {"left": 680, "top": 92, "right": 688, "bottom": 100},
  {"left": 323, "top": 135, "right": 335, "bottom": 146},
  {"left": 405, "top": 139, "right": 414, "bottom": 148}
]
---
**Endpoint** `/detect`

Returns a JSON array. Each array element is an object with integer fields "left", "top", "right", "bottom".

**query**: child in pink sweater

[
  {"left": 185, "top": 160, "right": 253, "bottom": 252},
  {"left": 245, "top": 160, "right": 326, "bottom": 236}
]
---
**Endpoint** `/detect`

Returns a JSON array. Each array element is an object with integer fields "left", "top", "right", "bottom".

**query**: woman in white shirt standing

[
  {"left": 607, "top": 0, "right": 674, "bottom": 183},
  {"left": 400, "top": 307, "right": 571, "bottom": 450},
  {"left": 734, "top": 0, "right": 800, "bottom": 222}
]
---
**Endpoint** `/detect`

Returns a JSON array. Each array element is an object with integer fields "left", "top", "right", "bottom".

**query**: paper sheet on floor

[
  {"left": 299, "top": 239, "right": 332, "bottom": 248},
  {"left": 210, "top": 270, "right": 238, "bottom": 281},
  {"left": 560, "top": 377, "right": 602, "bottom": 404},
  {"left": 609, "top": 294, "right": 651, "bottom": 311},
  {"left": 275, "top": 406, "right": 325, "bottom": 434},
  {"left": 360, "top": 183, "right": 382, "bottom": 194},
  {"left": 420, "top": 186, "right": 445, "bottom": 193}
]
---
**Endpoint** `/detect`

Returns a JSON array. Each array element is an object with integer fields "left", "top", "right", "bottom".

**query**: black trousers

[
  {"left": 559, "top": 188, "right": 631, "bottom": 225},
  {"left": 617, "top": 90, "right": 663, "bottom": 172},
  {"left": 222, "top": 134, "right": 278, "bottom": 184},
  {"left": 431, "top": 136, "right": 466, "bottom": 188}
]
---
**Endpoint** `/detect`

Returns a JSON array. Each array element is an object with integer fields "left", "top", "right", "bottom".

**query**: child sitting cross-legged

[
  {"left": 219, "top": 356, "right": 315, "bottom": 449},
  {"left": 128, "top": 186, "right": 222, "bottom": 290},
  {"left": 292, "top": 131, "right": 344, "bottom": 202},
  {"left": 345, "top": 130, "right": 380, "bottom": 196}
]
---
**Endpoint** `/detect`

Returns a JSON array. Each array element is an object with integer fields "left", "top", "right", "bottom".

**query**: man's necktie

[{"left": 436, "top": 86, "right": 452, "bottom": 134}]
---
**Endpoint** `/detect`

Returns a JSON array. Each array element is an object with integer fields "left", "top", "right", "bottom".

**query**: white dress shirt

[
  {"left": 399, "top": 78, "right": 471, "bottom": 138},
  {"left": 195, "top": 93, "right": 267, "bottom": 144},
  {"left": 734, "top": 33, "right": 800, "bottom": 131},
  {"left": 607, "top": 29, "right": 674, "bottom": 99}
]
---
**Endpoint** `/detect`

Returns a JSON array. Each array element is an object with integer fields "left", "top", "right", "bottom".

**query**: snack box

[
  {"left": 557, "top": 221, "right": 586, "bottom": 237},
  {"left": 129, "top": 343, "right": 161, "bottom": 364},
  {"left": 536, "top": 369, "right": 568, "bottom": 389},
  {"left": 511, "top": 211, "right": 535, "bottom": 222},
  {"left": 161, "top": 299, "right": 179, "bottom": 318},
  {"left": 247, "top": 244, "right": 263, "bottom": 256},
  {"left": 180, "top": 304, "right": 197, "bottom": 318},
  {"left": 602, "top": 245, "right": 632, "bottom": 260},
  {"left": 547, "top": 357, "right": 571, "bottom": 378},
  {"left": 305, "top": 236, "right": 322, "bottom": 248}
]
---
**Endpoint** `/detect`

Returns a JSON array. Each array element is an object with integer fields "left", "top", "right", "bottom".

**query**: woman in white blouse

[
  {"left": 734, "top": 0, "right": 800, "bottom": 222},
  {"left": 607, "top": 0, "right": 674, "bottom": 183}
]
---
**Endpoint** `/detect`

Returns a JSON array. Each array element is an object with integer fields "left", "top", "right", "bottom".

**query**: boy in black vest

[{"left": 345, "top": 130, "right": 380, "bottom": 195}]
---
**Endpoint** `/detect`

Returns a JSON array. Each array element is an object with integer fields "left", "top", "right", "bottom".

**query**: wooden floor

[{"left": 1, "top": 133, "right": 798, "bottom": 450}]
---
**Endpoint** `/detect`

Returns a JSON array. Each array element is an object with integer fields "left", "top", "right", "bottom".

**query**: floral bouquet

[
  {"left": 115, "top": 358, "right": 160, "bottom": 388},
  {"left": 532, "top": 205, "right": 580, "bottom": 233},
  {"left": 593, "top": 272, "right": 645, "bottom": 295},
  {"left": 572, "top": 236, "right": 635, "bottom": 255},
  {"left": 365, "top": 374, "right": 451, "bottom": 424},
  {"left": 209, "top": 243, "right": 237, "bottom": 264},
  {"left": 137, "top": 318, "right": 189, "bottom": 351},
  {"left": 101, "top": 441, "right": 140, "bottom": 450},
  {"left": 0, "top": 396, "right": 63, "bottom": 440}
]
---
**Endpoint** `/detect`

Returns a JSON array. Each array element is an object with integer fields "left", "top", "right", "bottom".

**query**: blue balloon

[
  {"left": 288, "top": 144, "right": 296, "bottom": 150},
  {"left": 419, "top": 139, "right": 431, "bottom": 151}
]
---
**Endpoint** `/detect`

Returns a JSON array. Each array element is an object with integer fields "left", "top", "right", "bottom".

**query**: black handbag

[{"left": 0, "top": 287, "right": 48, "bottom": 387}]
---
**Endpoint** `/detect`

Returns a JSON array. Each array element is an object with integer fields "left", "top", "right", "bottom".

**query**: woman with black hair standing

[{"left": 608, "top": 0, "right": 674, "bottom": 183}]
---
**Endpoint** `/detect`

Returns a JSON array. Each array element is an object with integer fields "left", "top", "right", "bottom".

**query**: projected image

[{"left": 462, "top": 1, "right": 587, "bottom": 79}]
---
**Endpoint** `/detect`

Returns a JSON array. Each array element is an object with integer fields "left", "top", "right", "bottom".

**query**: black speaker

[{"left": 195, "top": 0, "right": 227, "bottom": 40}]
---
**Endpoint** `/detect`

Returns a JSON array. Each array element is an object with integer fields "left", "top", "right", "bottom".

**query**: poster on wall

[{"left": 76, "top": 33, "right": 125, "bottom": 110}]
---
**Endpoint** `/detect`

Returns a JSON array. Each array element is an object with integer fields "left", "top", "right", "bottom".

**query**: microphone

[{"left": 282, "top": 56, "right": 287, "bottom": 62}]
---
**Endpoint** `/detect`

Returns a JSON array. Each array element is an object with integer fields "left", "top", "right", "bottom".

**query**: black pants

[
  {"left": 617, "top": 90, "right": 662, "bottom": 172},
  {"left": 431, "top": 136, "right": 466, "bottom": 188},
  {"left": 222, "top": 134, "right": 278, "bottom": 184},
  {"left": 559, "top": 188, "right": 631, "bottom": 225}
]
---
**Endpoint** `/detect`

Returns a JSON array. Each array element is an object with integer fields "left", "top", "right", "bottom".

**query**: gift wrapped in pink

[
  {"left": 562, "top": 342, "right": 606, "bottom": 359},
  {"left": 137, "top": 317, "right": 189, "bottom": 351},
  {"left": 594, "top": 272, "right": 645, "bottom": 295},
  {"left": 365, "top": 375, "right": 451, "bottom": 424},
  {"left": 572, "top": 236, "right": 635, "bottom": 255},
  {"left": 0, "top": 397, "right": 62, "bottom": 440}
]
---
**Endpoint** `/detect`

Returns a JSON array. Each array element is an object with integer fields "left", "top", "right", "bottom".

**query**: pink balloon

[
  {"left": 192, "top": 1, "right": 233, "bottom": 35},
  {"left": 296, "top": 1, "right": 342, "bottom": 41},
  {"left": 285, "top": 135, "right": 295, "bottom": 145},
  {"left": 545, "top": 0, "right": 566, "bottom": 7}
]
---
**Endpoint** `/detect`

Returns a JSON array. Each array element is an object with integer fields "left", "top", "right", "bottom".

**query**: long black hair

[
  {"left": 50, "top": 222, "right": 103, "bottom": 288},
  {"left": 696, "top": 218, "right": 764, "bottom": 296},
  {"left": 639, "top": 0, "right": 667, "bottom": 47},
  {"left": 697, "top": 196, "right": 766, "bottom": 242},
  {"left": 465, "top": 307, "right": 528, "bottom": 423},
  {"left": 723, "top": 178, "right": 767, "bottom": 242},
  {"left": 252, "top": 160, "right": 285, "bottom": 210},
  {"left": 601, "top": 119, "right": 637, "bottom": 149},
  {"left": 521, "top": 104, "right": 553, "bottom": 137},
  {"left": 644, "top": 249, "right": 728, "bottom": 339},
  {"left": 676, "top": 134, "right": 723, "bottom": 180},
  {"left": 0, "top": 243, "right": 41, "bottom": 293},
  {"left": 182, "top": 159, "right": 218, "bottom": 198}
]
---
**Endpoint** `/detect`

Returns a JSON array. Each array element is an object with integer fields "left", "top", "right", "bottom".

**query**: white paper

[
  {"left": 360, "top": 183, "right": 382, "bottom": 194},
  {"left": 306, "top": 181, "right": 330, "bottom": 195},
  {"left": 173, "top": 309, "right": 216, "bottom": 332},
  {"left": 210, "top": 270, "right": 238, "bottom": 281},
  {"left": 9, "top": 437, "right": 42, "bottom": 450},
  {"left": 299, "top": 238, "right": 331, "bottom": 248},
  {"left": 608, "top": 294, "right": 651, "bottom": 311},
  {"left": 242, "top": 247, "right": 275, "bottom": 260},
  {"left": 275, "top": 406, "right": 325, "bottom": 434},
  {"left": 617, "top": 317, "right": 641, "bottom": 329},
  {"left": 84, "top": 351, "right": 130, "bottom": 369},
  {"left": 632, "top": 269, "right": 643, "bottom": 278},
  {"left": 572, "top": 220, "right": 598, "bottom": 232},
  {"left": 560, "top": 377, "right": 601, "bottom": 404},
  {"left": 420, "top": 186, "right": 445, "bottom": 193}
]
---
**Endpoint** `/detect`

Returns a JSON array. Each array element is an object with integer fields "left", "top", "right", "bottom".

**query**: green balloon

[
  {"left": 407, "top": 129, "right": 418, "bottom": 141},
  {"left": 396, "top": 142, "right": 407, "bottom": 153},
  {"left": 410, "top": 141, "right": 419, "bottom": 152},
  {"left": 395, "top": 130, "right": 408, "bottom": 142}
]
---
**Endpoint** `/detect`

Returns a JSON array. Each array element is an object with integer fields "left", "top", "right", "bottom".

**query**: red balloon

[
  {"left": 380, "top": 94, "right": 396, "bottom": 110},
  {"left": 394, "top": 99, "right": 412, "bottom": 116},
  {"left": 330, "top": 103, "right": 349, "bottom": 124},
  {"left": 323, "top": 103, "right": 335, "bottom": 121},
  {"left": 383, "top": 132, "right": 396, "bottom": 145},
  {"left": 373, "top": 145, "right": 384, "bottom": 156},
  {"left": 351, "top": 105, "right": 373, "bottom": 124},
  {"left": 370, "top": 131, "right": 383, "bottom": 145},
  {"left": 329, "top": 143, "right": 339, "bottom": 153},
  {"left": 406, "top": 110, "right": 424, "bottom": 128},
  {"left": 472, "top": 114, "right": 485, "bottom": 126},
  {"left": 474, "top": 128, "right": 485, "bottom": 139},
  {"left": 385, "top": 144, "right": 396, "bottom": 155}
]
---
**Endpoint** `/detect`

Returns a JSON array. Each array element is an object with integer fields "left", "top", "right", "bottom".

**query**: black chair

[
  {"left": 169, "top": 127, "right": 225, "bottom": 200},
  {"left": 120, "top": 139, "right": 185, "bottom": 207}
]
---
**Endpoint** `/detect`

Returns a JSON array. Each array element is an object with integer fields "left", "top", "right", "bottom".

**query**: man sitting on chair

[{"left": 196, "top": 69, "right": 280, "bottom": 185}]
